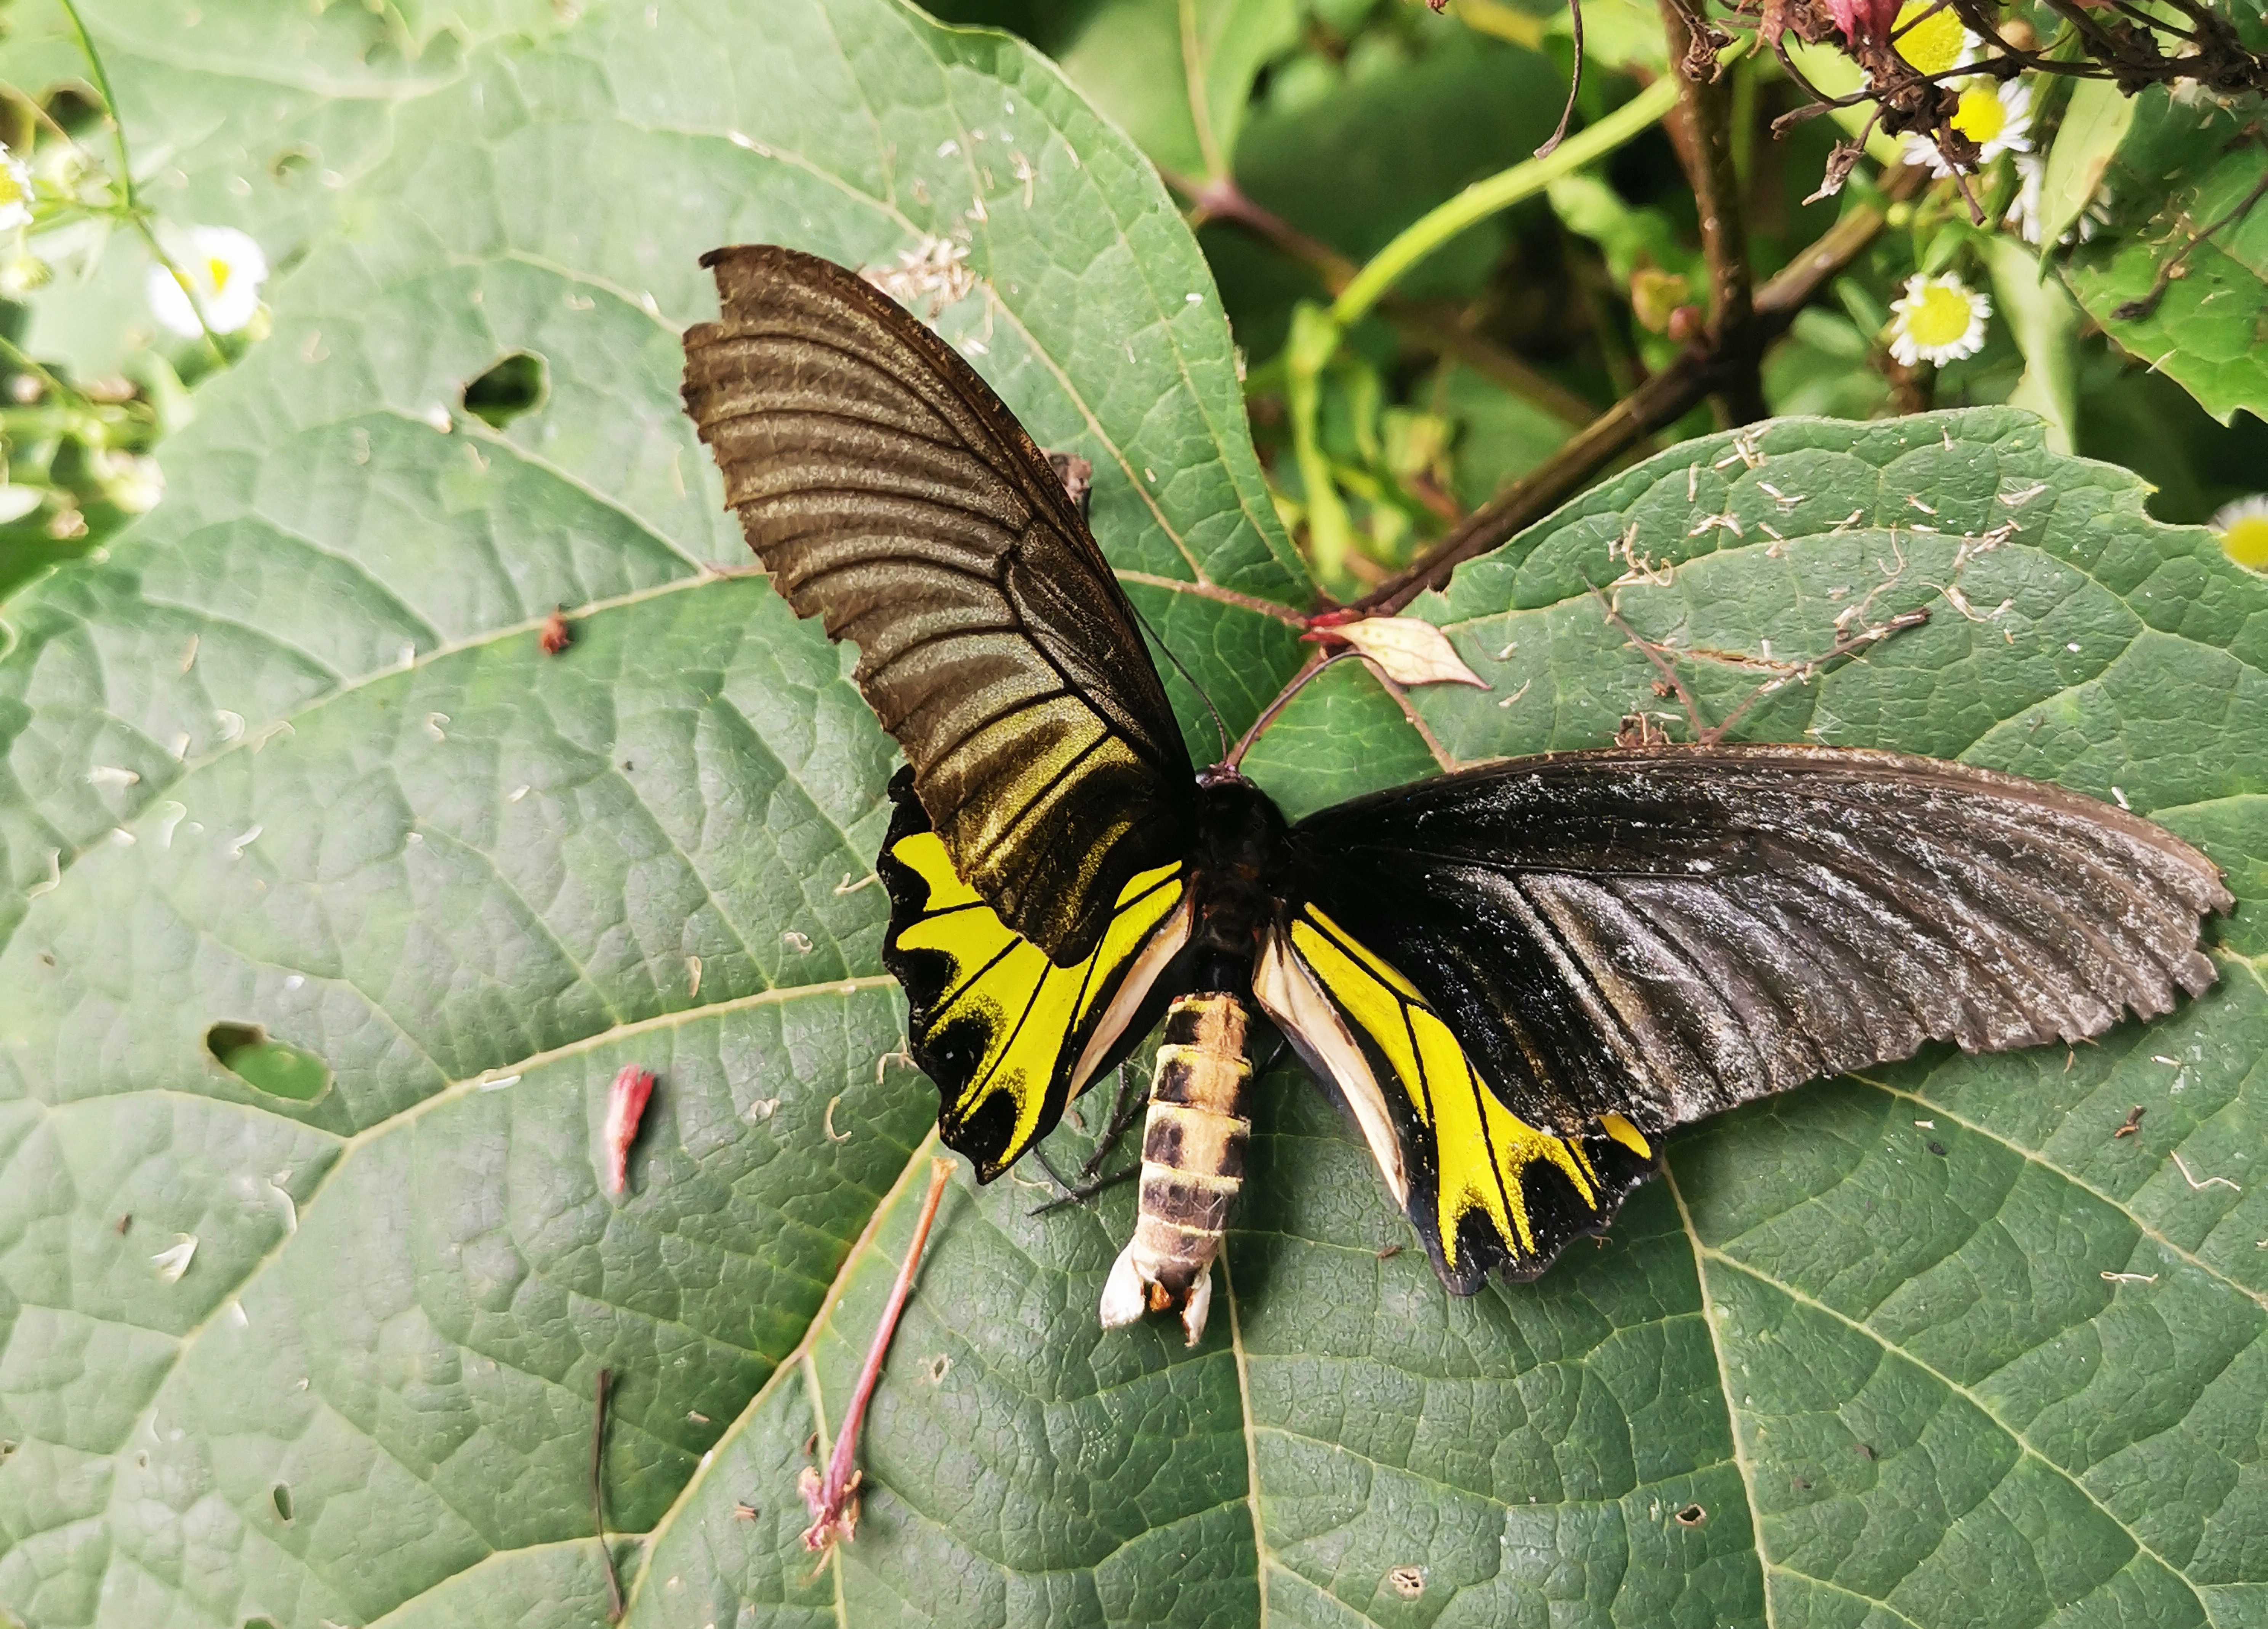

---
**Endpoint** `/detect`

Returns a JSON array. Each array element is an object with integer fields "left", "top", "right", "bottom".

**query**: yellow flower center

[
  {"left": 2223, "top": 514, "right": 2268, "bottom": 572},
  {"left": 1950, "top": 85, "right": 2006, "bottom": 145},
  {"left": 1905, "top": 284, "right": 1976, "bottom": 349},
  {"left": 208, "top": 255, "right": 233, "bottom": 292},
  {"left": 0, "top": 169, "right": 25, "bottom": 207},
  {"left": 1894, "top": 1, "right": 1968, "bottom": 74}
]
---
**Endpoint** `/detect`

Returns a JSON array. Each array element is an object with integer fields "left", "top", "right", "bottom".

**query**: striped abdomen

[{"left": 1098, "top": 992, "right": 1251, "bottom": 1345}]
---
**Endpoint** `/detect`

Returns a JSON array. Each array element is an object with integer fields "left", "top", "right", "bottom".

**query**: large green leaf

[
  {"left": 4, "top": 4, "right": 2265, "bottom": 1627},
  {"left": 0, "top": 2, "right": 1304, "bottom": 1622},
  {"left": 0, "top": 0, "right": 577, "bottom": 377},
  {"left": 1055, "top": 0, "right": 1299, "bottom": 184},
  {"left": 2060, "top": 89, "right": 2268, "bottom": 428}
]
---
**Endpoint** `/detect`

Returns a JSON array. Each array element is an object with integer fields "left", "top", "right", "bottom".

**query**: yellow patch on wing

[
  {"left": 1302, "top": 906, "right": 1424, "bottom": 1001},
  {"left": 891, "top": 829, "right": 1182, "bottom": 1161},
  {"left": 1600, "top": 1111, "right": 1652, "bottom": 1161},
  {"left": 1287, "top": 909, "right": 1599, "bottom": 1267}
]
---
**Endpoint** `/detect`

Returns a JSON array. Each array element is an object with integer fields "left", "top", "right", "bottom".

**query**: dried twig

[
  {"left": 592, "top": 1368, "right": 625, "bottom": 1623},
  {"left": 1592, "top": 584, "right": 1930, "bottom": 744},
  {"left": 1658, "top": 0, "right": 1762, "bottom": 421},
  {"left": 2113, "top": 160, "right": 2268, "bottom": 322}
]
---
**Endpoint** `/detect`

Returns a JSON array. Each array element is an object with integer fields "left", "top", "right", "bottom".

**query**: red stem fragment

[
  {"left": 800, "top": 1157, "right": 955, "bottom": 1554},
  {"left": 603, "top": 1066, "right": 657, "bottom": 1195}
]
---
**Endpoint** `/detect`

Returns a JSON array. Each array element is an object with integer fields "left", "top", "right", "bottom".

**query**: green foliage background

[{"left": 0, "top": 2, "right": 2262, "bottom": 1627}]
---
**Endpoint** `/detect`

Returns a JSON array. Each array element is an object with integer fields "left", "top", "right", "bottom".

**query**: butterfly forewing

[
  {"left": 878, "top": 770, "right": 1192, "bottom": 1179},
  {"left": 683, "top": 246, "right": 1196, "bottom": 963},
  {"left": 1288, "top": 743, "right": 2233, "bottom": 1139}
]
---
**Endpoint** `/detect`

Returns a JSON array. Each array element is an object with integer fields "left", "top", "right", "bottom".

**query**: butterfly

[{"left": 681, "top": 245, "right": 2230, "bottom": 1345}]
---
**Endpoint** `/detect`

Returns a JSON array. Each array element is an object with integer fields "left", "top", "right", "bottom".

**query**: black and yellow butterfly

[{"left": 682, "top": 246, "right": 2230, "bottom": 1344}]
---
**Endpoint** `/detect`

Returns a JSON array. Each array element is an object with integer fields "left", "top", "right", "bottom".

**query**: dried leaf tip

[
  {"left": 540, "top": 606, "right": 573, "bottom": 655},
  {"left": 603, "top": 1066, "right": 657, "bottom": 1195},
  {"left": 1305, "top": 613, "right": 1487, "bottom": 689}
]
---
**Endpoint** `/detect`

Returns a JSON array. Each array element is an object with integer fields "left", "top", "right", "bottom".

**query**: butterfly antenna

[
  {"left": 1221, "top": 650, "right": 1366, "bottom": 771},
  {"left": 1128, "top": 598, "right": 1232, "bottom": 762}
]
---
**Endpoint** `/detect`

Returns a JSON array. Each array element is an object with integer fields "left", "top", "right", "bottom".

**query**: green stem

[
  {"left": 55, "top": 0, "right": 138, "bottom": 214},
  {"left": 1280, "top": 50, "right": 1749, "bottom": 590},
  {"left": 1285, "top": 302, "right": 1355, "bottom": 585},
  {"left": 0, "top": 332, "right": 94, "bottom": 414},
  {"left": 1328, "top": 37, "right": 1749, "bottom": 332},
  {"left": 56, "top": 0, "right": 227, "bottom": 365}
]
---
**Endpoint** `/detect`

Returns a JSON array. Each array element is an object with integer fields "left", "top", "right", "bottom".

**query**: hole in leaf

[
  {"left": 462, "top": 351, "right": 547, "bottom": 430},
  {"left": 1675, "top": 1503, "right": 1708, "bottom": 1527},
  {"left": 45, "top": 88, "right": 103, "bottom": 139},
  {"left": 267, "top": 145, "right": 315, "bottom": 183},
  {"left": 243, "top": 1619, "right": 281, "bottom": 1629},
  {"left": 271, "top": 1483, "right": 292, "bottom": 1523},
  {"left": 206, "top": 1023, "right": 331, "bottom": 1103}
]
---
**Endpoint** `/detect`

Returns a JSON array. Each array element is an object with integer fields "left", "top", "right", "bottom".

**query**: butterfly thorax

[{"left": 1182, "top": 767, "right": 1292, "bottom": 993}]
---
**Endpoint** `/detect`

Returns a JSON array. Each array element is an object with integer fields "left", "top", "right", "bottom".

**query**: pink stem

[{"left": 802, "top": 1158, "right": 954, "bottom": 1550}]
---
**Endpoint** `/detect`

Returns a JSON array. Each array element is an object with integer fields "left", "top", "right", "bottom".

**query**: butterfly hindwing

[
  {"left": 683, "top": 246, "right": 1196, "bottom": 964},
  {"left": 1253, "top": 902, "right": 1657, "bottom": 1290},
  {"left": 879, "top": 768, "right": 1192, "bottom": 1180}
]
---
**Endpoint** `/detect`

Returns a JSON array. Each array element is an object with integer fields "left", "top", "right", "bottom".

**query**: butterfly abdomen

[{"left": 1099, "top": 992, "right": 1251, "bottom": 1346}]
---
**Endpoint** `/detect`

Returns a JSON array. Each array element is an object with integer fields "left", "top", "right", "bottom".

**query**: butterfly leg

[
  {"left": 1024, "top": 1061, "right": 1150, "bottom": 1215},
  {"left": 1081, "top": 1060, "right": 1147, "bottom": 1179},
  {"left": 1026, "top": 1159, "right": 1140, "bottom": 1218}
]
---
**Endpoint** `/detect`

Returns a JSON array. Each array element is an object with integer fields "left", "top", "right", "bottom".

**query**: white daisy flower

[
  {"left": 0, "top": 483, "right": 46, "bottom": 525},
  {"left": 2211, "top": 495, "right": 2268, "bottom": 574},
  {"left": 1905, "top": 78, "right": 2031, "bottom": 175},
  {"left": 0, "top": 252, "right": 49, "bottom": 298},
  {"left": 2005, "top": 154, "right": 2110, "bottom": 246},
  {"left": 1890, "top": 0, "right": 1978, "bottom": 76},
  {"left": 1886, "top": 272, "right": 1991, "bottom": 366},
  {"left": 0, "top": 142, "right": 32, "bottom": 232},
  {"left": 146, "top": 225, "right": 268, "bottom": 338},
  {"left": 2007, "top": 153, "right": 2046, "bottom": 242},
  {"left": 95, "top": 450, "right": 165, "bottom": 514}
]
